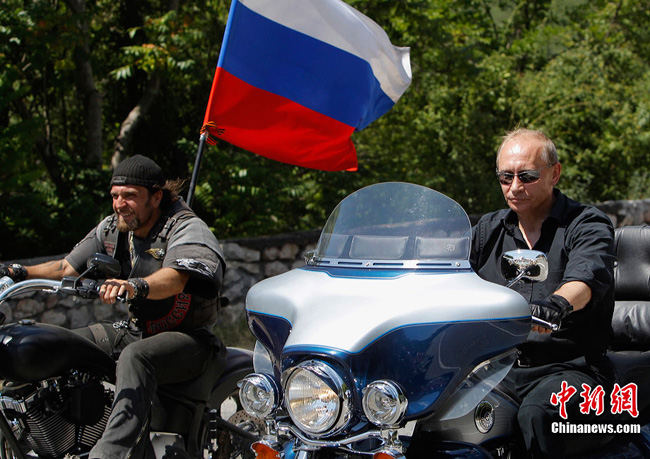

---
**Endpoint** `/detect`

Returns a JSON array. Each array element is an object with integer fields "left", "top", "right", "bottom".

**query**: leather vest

[{"left": 100, "top": 204, "right": 220, "bottom": 336}]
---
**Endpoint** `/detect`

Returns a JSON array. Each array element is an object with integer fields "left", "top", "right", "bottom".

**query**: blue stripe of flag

[{"left": 217, "top": 0, "right": 395, "bottom": 130}]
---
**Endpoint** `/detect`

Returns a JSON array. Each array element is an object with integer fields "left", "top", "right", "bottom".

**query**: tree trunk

[
  {"left": 65, "top": 0, "right": 103, "bottom": 168},
  {"left": 111, "top": 0, "right": 180, "bottom": 168},
  {"left": 110, "top": 74, "right": 161, "bottom": 168}
]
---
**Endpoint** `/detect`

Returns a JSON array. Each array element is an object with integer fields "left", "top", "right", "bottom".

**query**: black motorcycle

[{"left": 0, "top": 254, "right": 261, "bottom": 459}]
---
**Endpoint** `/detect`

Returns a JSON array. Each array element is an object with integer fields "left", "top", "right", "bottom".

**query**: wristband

[
  {"left": 9, "top": 264, "right": 28, "bottom": 282},
  {"left": 127, "top": 277, "right": 150, "bottom": 300}
]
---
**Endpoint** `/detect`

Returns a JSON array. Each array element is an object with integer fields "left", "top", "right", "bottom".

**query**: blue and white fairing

[{"left": 245, "top": 182, "right": 530, "bottom": 421}]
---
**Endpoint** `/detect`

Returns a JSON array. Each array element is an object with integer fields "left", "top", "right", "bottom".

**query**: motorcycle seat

[
  {"left": 613, "top": 225, "right": 650, "bottom": 302},
  {"left": 151, "top": 347, "right": 227, "bottom": 437},
  {"left": 151, "top": 348, "right": 250, "bottom": 438},
  {"left": 610, "top": 225, "right": 650, "bottom": 352},
  {"left": 607, "top": 350, "right": 650, "bottom": 384},
  {"left": 607, "top": 350, "right": 650, "bottom": 423},
  {"left": 158, "top": 346, "right": 226, "bottom": 403},
  {"left": 607, "top": 225, "right": 650, "bottom": 423},
  {"left": 611, "top": 301, "right": 650, "bottom": 351}
]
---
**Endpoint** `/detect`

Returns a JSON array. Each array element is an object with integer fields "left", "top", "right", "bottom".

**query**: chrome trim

[
  {"left": 502, "top": 249, "right": 548, "bottom": 287},
  {"left": 362, "top": 380, "right": 408, "bottom": 428},
  {"left": 278, "top": 422, "right": 383, "bottom": 448},
  {"left": 238, "top": 373, "right": 280, "bottom": 418},
  {"left": 282, "top": 360, "right": 352, "bottom": 438},
  {"left": 474, "top": 400, "right": 495, "bottom": 434},
  {"left": 0, "top": 279, "right": 60, "bottom": 303},
  {"left": 0, "top": 396, "right": 27, "bottom": 414},
  {"left": 307, "top": 257, "right": 470, "bottom": 270}
]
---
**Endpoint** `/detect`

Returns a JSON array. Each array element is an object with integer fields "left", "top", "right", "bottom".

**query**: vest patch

[
  {"left": 145, "top": 293, "right": 191, "bottom": 335},
  {"left": 104, "top": 241, "right": 116, "bottom": 257},
  {"left": 173, "top": 258, "right": 213, "bottom": 278}
]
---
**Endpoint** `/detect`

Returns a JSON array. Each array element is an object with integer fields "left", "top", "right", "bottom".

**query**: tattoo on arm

[{"left": 45, "top": 261, "right": 64, "bottom": 272}]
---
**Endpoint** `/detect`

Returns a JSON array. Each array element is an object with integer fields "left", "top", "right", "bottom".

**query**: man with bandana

[{"left": 1, "top": 155, "right": 226, "bottom": 459}]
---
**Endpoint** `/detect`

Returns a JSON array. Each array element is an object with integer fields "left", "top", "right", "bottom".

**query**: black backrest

[
  {"left": 611, "top": 225, "right": 650, "bottom": 351},
  {"left": 614, "top": 225, "right": 650, "bottom": 300}
]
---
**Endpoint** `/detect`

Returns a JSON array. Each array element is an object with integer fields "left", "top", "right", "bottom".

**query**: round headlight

[
  {"left": 238, "top": 373, "right": 279, "bottom": 418},
  {"left": 362, "top": 380, "right": 408, "bottom": 427},
  {"left": 284, "top": 361, "right": 351, "bottom": 436}
]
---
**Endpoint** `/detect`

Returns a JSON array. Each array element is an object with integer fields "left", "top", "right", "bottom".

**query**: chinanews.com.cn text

[{"left": 552, "top": 422, "right": 641, "bottom": 435}]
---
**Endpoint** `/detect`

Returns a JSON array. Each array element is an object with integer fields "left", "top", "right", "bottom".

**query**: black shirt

[{"left": 470, "top": 189, "right": 615, "bottom": 365}]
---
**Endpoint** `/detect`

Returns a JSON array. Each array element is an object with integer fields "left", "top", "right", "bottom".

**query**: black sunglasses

[{"left": 496, "top": 164, "right": 555, "bottom": 185}]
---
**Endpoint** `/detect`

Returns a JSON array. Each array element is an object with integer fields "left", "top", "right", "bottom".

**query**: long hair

[{"left": 157, "top": 179, "right": 187, "bottom": 210}]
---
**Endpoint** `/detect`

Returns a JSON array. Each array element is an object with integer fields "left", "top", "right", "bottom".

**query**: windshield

[{"left": 311, "top": 182, "right": 471, "bottom": 269}]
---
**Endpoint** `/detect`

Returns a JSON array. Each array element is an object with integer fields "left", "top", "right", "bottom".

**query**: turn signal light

[
  {"left": 252, "top": 441, "right": 282, "bottom": 459},
  {"left": 373, "top": 450, "right": 405, "bottom": 459}
]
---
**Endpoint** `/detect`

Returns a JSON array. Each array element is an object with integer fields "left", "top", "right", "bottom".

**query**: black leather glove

[
  {"left": 529, "top": 294, "right": 573, "bottom": 328},
  {"left": 0, "top": 263, "right": 27, "bottom": 281}
]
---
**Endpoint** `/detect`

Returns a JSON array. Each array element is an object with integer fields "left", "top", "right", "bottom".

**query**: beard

[
  {"left": 116, "top": 214, "right": 142, "bottom": 232},
  {"left": 115, "top": 196, "right": 153, "bottom": 232}
]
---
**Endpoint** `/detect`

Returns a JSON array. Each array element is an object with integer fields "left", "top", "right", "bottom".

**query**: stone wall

[
  {"left": 2, "top": 199, "right": 649, "bottom": 346},
  {"left": 216, "top": 230, "right": 320, "bottom": 341},
  {"left": 594, "top": 199, "right": 650, "bottom": 229}
]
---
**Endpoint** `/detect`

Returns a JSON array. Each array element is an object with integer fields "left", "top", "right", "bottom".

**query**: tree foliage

[{"left": 1, "top": 0, "right": 649, "bottom": 260}]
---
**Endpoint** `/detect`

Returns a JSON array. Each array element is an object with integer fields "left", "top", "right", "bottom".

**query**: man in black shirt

[{"left": 470, "top": 128, "right": 616, "bottom": 458}]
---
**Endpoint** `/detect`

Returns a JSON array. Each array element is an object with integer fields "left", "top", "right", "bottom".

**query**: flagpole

[{"left": 187, "top": 131, "right": 208, "bottom": 208}]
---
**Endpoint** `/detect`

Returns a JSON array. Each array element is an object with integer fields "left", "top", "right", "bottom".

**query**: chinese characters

[{"left": 550, "top": 382, "right": 638, "bottom": 419}]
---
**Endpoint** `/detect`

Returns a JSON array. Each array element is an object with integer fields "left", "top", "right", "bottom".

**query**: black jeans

[
  {"left": 75, "top": 321, "right": 216, "bottom": 459},
  {"left": 500, "top": 355, "right": 614, "bottom": 459}
]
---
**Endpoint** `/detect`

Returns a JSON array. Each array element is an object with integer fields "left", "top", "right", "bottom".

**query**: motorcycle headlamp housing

[
  {"left": 238, "top": 373, "right": 280, "bottom": 418},
  {"left": 362, "top": 380, "right": 408, "bottom": 428},
  {"left": 283, "top": 360, "right": 352, "bottom": 437}
]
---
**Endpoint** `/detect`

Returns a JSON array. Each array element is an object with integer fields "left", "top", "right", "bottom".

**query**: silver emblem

[
  {"left": 174, "top": 258, "right": 213, "bottom": 277},
  {"left": 146, "top": 248, "right": 166, "bottom": 260}
]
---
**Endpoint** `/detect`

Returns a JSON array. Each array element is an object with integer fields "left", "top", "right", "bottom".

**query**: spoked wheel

[{"left": 206, "top": 390, "right": 264, "bottom": 459}]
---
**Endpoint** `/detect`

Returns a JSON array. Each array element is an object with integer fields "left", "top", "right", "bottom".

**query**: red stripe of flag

[{"left": 203, "top": 68, "right": 358, "bottom": 171}]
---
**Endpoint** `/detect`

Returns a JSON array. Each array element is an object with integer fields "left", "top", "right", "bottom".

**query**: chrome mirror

[
  {"left": 304, "top": 250, "right": 317, "bottom": 265},
  {"left": 501, "top": 249, "right": 548, "bottom": 288}
]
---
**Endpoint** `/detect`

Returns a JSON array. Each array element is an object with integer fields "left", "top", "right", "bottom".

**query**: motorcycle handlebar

[
  {"left": 531, "top": 315, "right": 559, "bottom": 331},
  {"left": 62, "top": 277, "right": 127, "bottom": 303},
  {"left": 60, "top": 277, "right": 102, "bottom": 299},
  {"left": 0, "top": 279, "right": 64, "bottom": 326},
  {"left": 0, "top": 279, "right": 62, "bottom": 302},
  {"left": 0, "top": 277, "right": 106, "bottom": 305},
  {"left": 116, "top": 292, "right": 128, "bottom": 303}
]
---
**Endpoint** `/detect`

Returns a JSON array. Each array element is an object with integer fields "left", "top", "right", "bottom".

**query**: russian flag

[{"left": 202, "top": 0, "right": 412, "bottom": 171}]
